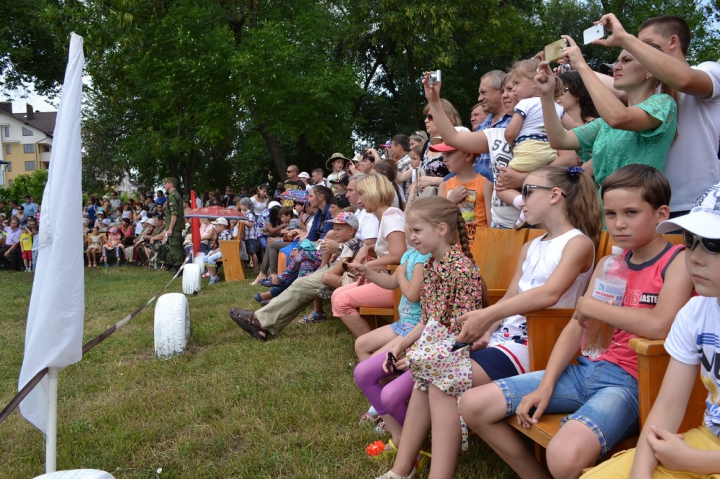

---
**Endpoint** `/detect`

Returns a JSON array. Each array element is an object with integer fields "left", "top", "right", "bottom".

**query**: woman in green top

[{"left": 536, "top": 35, "right": 677, "bottom": 186}]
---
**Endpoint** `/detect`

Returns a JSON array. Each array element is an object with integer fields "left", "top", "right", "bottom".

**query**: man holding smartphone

[{"left": 594, "top": 14, "right": 720, "bottom": 218}]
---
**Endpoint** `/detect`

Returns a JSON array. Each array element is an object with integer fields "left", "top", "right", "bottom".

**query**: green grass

[{"left": 0, "top": 267, "right": 513, "bottom": 478}]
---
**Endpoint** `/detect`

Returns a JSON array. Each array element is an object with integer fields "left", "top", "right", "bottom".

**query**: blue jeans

[{"left": 495, "top": 356, "right": 639, "bottom": 456}]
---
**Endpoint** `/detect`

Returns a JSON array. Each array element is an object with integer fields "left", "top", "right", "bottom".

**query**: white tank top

[{"left": 487, "top": 228, "right": 593, "bottom": 374}]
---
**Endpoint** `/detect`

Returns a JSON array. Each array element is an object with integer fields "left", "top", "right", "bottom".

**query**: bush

[{"left": 0, "top": 170, "right": 48, "bottom": 205}]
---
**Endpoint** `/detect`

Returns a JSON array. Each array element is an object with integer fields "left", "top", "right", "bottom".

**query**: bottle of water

[{"left": 581, "top": 246, "right": 629, "bottom": 359}]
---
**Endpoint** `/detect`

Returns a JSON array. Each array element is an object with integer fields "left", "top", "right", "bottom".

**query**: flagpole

[{"left": 45, "top": 367, "right": 59, "bottom": 473}]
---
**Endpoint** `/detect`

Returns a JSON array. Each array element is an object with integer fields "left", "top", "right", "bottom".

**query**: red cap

[{"left": 428, "top": 142, "right": 457, "bottom": 153}]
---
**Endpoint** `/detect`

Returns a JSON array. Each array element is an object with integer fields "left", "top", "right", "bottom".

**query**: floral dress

[{"left": 406, "top": 244, "right": 483, "bottom": 395}]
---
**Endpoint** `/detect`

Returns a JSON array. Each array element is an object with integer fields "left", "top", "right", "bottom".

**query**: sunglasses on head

[
  {"left": 521, "top": 184, "right": 568, "bottom": 201},
  {"left": 683, "top": 230, "right": 720, "bottom": 254}
]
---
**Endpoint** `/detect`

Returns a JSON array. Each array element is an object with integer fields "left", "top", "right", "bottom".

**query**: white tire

[
  {"left": 34, "top": 471, "right": 115, "bottom": 479},
  {"left": 182, "top": 263, "right": 201, "bottom": 295},
  {"left": 154, "top": 293, "right": 190, "bottom": 359},
  {"left": 194, "top": 253, "right": 206, "bottom": 275}
]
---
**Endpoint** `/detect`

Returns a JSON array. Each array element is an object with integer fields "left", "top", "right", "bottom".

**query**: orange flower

[{"left": 366, "top": 440, "right": 386, "bottom": 457}]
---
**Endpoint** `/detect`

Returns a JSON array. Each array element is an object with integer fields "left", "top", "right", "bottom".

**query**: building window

[
  {"left": 25, "top": 161, "right": 36, "bottom": 171},
  {"left": 2, "top": 127, "right": 8, "bottom": 137},
  {"left": 8, "top": 179, "right": 13, "bottom": 187},
  {"left": 6, "top": 161, "right": 11, "bottom": 172},
  {"left": 4, "top": 145, "right": 9, "bottom": 155},
  {"left": 23, "top": 144, "right": 35, "bottom": 154},
  {"left": 22, "top": 127, "right": 33, "bottom": 136}
]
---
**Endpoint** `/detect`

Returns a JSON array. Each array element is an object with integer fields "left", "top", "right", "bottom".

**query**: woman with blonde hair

[{"left": 331, "top": 174, "right": 407, "bottom": 337}]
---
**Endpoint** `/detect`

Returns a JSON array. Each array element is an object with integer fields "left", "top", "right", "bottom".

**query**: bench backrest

[{"left": 472, "top": 228, "right": 530, "bottom": 304}]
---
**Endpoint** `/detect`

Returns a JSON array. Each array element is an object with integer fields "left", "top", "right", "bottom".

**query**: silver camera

[{"left": 428, "top": 70, "right": 442, "bottom": 85}]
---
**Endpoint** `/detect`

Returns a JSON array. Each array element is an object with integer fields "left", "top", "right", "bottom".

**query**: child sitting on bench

[
  {"left": 581, "top": 182, "right": 720, "bottom": 478},
  {"left": 458, "top": 164, "right": 694, "bottom": 479}
]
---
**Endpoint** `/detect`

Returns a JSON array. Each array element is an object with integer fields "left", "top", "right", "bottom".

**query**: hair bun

[{"left": 567, "top": 166, "right": 584, "bottom": 178}]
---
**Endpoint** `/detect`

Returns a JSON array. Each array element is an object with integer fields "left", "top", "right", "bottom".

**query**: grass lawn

[{"left": 0, "top": 266, "right": 514, "bottom": 478}]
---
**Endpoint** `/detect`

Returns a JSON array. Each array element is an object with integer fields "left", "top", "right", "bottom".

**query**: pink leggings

[
  {"left": 354, "top": 353, "right": 414, "bottom": 424},
  {"left": 331, "top": 281, "right": 394, "bottom": 317}
]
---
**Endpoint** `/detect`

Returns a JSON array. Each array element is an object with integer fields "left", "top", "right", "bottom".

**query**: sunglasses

[
  {"left": 683, "top": 230, "right": 720, "bottom": 254},
  {"left": 425, "top": 113, "right": 433, "bottom": 120},
  {"left": 521, "top": 184, "right": 568, "bottom": 201}
]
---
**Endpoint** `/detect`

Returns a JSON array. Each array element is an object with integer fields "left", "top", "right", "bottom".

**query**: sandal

[
  {"left": 359, "top": 406, "right": 381, "bottom": 425},
  {"left": 317, "top": 286, "right": 334, "bottom": 299},
  {"left": 253, "top": 293, "right": 270, "bottom": 306},
  {"left": 228, "top": 308, "right": 270, "bottom": 342},
  {"left": 298, "top": 311, "right": 327, "bottom": 324},
  {"left": 375, "top": 468, "right": 415, "bottom": 479}
]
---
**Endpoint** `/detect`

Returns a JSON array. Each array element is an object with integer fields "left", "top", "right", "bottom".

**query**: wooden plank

[
  {"left": 219, "top": 239, "right": 245, "bottom": 282},
  {"left": 472, "top": 228, "right": 529, "bottom": 293},
  {"left": 525, "top": 308, "right": 576, "bottom": 371}
]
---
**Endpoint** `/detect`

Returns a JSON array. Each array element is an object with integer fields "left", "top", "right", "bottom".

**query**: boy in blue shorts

[
  {"left": 458, "top": 165, "right": 695, "bottom": 478},
  {"left": 581, "top": 182, "right": 720, "bottom": 478}
]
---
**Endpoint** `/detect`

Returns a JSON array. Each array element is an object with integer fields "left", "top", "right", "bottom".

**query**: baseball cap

[
  {"left": 298, "top": 172, "right": 310, "bottom": 179},
  {"left": 147, "top": 218, "right": 157, "bottom": 226},
  {"left": 378, "top": 140, "right": 392, "bottom": 149},
  {"left": 239, "top": 197, "right": 253, "bottom": 207},
  {"left": 331, "top": 212, "right": 359, "bottom": 229},
  {"left": 267, "top": 201, "right": 282, "bottom": 209},
  {"left": 657, "top": 183, "right": 720, "bottom": 238},
  {"left": 212, "top": 217, "right": 229, "bottom": 226},
  {"left": 428, "top": 126, "right": 471, "bottom": 153}
]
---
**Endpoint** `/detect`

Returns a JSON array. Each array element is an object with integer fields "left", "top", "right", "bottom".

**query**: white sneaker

[{"left": 376, "top": 469, "right": 415, "bottom": 479}]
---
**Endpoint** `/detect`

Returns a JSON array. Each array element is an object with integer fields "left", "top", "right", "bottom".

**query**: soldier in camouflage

[{"left": 163, "top": 177, "right": 185, "bottom": 271}]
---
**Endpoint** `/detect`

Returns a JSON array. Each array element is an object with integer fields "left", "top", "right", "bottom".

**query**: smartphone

[
  {"left": 451, "top": 341, "right": 473, "bottom": 352},
  {"left": 583, "top": 24, "right": 605, "bottom": 45},
  {"left": 544, "top": 39, "right": 569, "bottom": 63},
  {"left": 386, "top": 352, "right": 401, "bottom": 375}
]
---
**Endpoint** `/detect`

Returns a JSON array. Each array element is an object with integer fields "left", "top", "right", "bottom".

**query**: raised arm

[
  {"left": 423, "top": 73, "right": 490, "bottom": 154},
  {"left": 535, "top": 62, "right": 581, "bottom": 150},
  {"left": 597, "top": 13, "right": 715, "bottom": 98},
  {"left": 560, "top": 35, "right": 662, "bottom": 131}
]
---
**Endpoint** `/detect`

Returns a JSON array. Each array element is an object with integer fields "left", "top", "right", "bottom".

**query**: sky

[{"left": 3, "top": 83, "right": 59, "bottom": 113}]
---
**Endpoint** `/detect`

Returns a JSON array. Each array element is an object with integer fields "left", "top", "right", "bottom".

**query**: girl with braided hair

[{"left": 380, "top": 167, "right": 601, "bottom": 479}]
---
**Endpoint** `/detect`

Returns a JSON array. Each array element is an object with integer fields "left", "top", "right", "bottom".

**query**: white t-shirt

[
  {"left": 251, "top": 197, "right": 267, "bottom": 217},
  {"left": 514, "top": 97, "right": 564, "bottom": 142},
  {"left": 665, "top": 296, "right": 720, "bottom": 436},
  {"left": 484, "top": 128, "right": 519, "bottom": 228},
  {"left": 354, "top": 208, "right": 379, "bottom": 242},
  {"left": 327, "top": 171, "right": 345, "bottom": 184},
  {"left": 488, "top": 229, "right": 593, "bottom": 374},
  {"left": 664, "top": 62, "right": 720, "bottom": 212},
  {"left": 374, "top": 207, "right": 405, "bottom": 258}
]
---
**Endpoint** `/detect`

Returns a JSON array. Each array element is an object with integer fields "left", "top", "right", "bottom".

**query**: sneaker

[
  {"left": 104, "top": 262, "right": 109, "bottom": 268},
  {"left": 116, "top": 262, "right": 121, "bottom": 267},
  {"left": 317, "top": 286, "right": 334, "bottom": 299},
  {"left": 209, "top": 276, "right": 220, "bottom": 285}
]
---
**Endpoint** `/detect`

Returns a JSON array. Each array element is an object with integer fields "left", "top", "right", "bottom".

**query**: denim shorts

[
  {"left": 494, "top": 356, "right": 639, "bottom": 456},
  {"left": 390, "top": 320, "right": 417, "bottom": 337},
  {"left": 244, "top": 238, "right": 259, "bottom": 254}
]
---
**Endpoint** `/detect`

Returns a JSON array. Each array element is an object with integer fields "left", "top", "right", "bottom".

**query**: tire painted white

[
  {"left": 194, "top": 252, "right": 206, "bottom": 275},
  {"left": 182, "top": 263, "right": 201, "bottom": 295},
  {"left": 34, "top": 471, "right": 115, "bottom": 479},
  {"left": 154, "top": 293, "right": 190, "bottom": 359}
]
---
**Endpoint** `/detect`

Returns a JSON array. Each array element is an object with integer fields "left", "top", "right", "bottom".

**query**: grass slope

[{"left": 0, "top": 267, "right": 513, "bottom": 478}]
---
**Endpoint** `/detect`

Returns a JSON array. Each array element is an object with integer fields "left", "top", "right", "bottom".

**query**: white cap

[
  {"left": 657, "top": 183, "right": 720, "bottom": 239},
  {"left": 267, "top": 201, "right": 281, "bottom": 209},
  {"left": 298, "top": 172, "right": 310, "bottom": 179},
  {"left": 212, "top": 217, "right": 229, "bottom": 226}
]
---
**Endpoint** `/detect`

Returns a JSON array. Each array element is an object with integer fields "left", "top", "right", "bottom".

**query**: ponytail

[
  {"left": 534, "top": 165, "right": 602, "bottom": 247},
  {"left": 456, "top": 211, "right": 474, "bottom": 262}
]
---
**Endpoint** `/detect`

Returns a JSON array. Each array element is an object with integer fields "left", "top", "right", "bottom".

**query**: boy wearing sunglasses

[
  {"left": 461, "top": 164, "right": 694, "bottom": 478},
  {"left": 582, "top": 182, "right": 720, "bottom": 478}
]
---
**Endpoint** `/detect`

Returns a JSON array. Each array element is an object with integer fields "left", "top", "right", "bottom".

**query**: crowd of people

[
  {"left": 2, "top": 12, "right": 719, "bottom": 479},
  {"left": 226, "top": 14, "right": 720, "bottom": 479}
]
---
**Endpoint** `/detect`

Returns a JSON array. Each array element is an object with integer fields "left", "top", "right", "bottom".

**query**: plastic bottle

[{"left": 581, "top": 246, "right": 629, "bottom": 359}]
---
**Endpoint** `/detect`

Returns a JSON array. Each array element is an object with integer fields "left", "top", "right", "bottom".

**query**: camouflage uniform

[{"left": 165, "top": 179, "right": 185, "bottom": 268}]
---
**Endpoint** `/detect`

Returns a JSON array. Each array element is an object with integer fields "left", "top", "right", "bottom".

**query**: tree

[{"left": 0, "top": 169, "right": 48, "bottom": 205}]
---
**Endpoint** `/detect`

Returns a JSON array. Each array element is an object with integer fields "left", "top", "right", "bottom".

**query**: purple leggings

[{"left": 353, "top": 353, "right": 414, "bottom": 424}]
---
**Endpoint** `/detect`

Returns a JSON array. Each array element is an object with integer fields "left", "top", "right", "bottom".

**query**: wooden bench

[
  {"left": 506, "top": 232, "right": 706, "bottom": 467},
  {"left": 219, "top": 222, "right": 245, "bottom": 282}
]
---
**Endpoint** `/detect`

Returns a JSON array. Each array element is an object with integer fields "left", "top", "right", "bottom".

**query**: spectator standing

[
  {"left": 19, "top": 226, "right": 33, "bottom": 272},
  {"left": 326, "top": 153, "right": 349, "bottom": 185},
  {"left": 469, "top": 102, "right": 487, "bottom": 131},
  {"left": 251, "top": 184, "right": 270, "bottom": 217},
  {"left": 1, "top": 218, "right": 23, "bottom": 270},
  {"left": 283, "top": 165, "right": 305, "bottom": 207},
  {"left": 163, "top": 177, "right": 185, "bottom": 271},
  {"left": 475, "top": 70, "right": 513, "bottom": 169},
  {"left": 110, "top": 191, "right": 122, "bottom": 209},
  {"left": 14, "top": 205, "right": 28, "bottom": 227},
  {"left": 596, "top": 14, "right": 720, "bottom": 216},
  {"left": 310, "top": 168, "right": 326, "bottom": 189},
  {"left": 155, "top": 190, "right": 166, "bottom": 206},
  {"left": 390, "top": 135, "right": 412, "bottom": 198},
  {"left": 22, "top": 195, "right": 38, "bottom": 218}
]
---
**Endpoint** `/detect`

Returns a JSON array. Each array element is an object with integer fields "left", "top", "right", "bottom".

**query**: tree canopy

[{"left": 1, "top": 0, "right": 717, "bottom": 194}]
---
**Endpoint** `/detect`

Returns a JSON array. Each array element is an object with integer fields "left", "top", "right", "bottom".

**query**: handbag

[{"left": 405, "top": 318, "right": 473, "bottom": 396}]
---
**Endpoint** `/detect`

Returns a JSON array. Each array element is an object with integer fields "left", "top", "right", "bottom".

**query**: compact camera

[{"left": 428, "top": 70, "right": 442, "bottom": 85}]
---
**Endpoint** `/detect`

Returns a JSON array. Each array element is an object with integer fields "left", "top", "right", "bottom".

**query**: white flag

[{"left": 18, "top": 33, "right": 85, "bottom": 433}]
